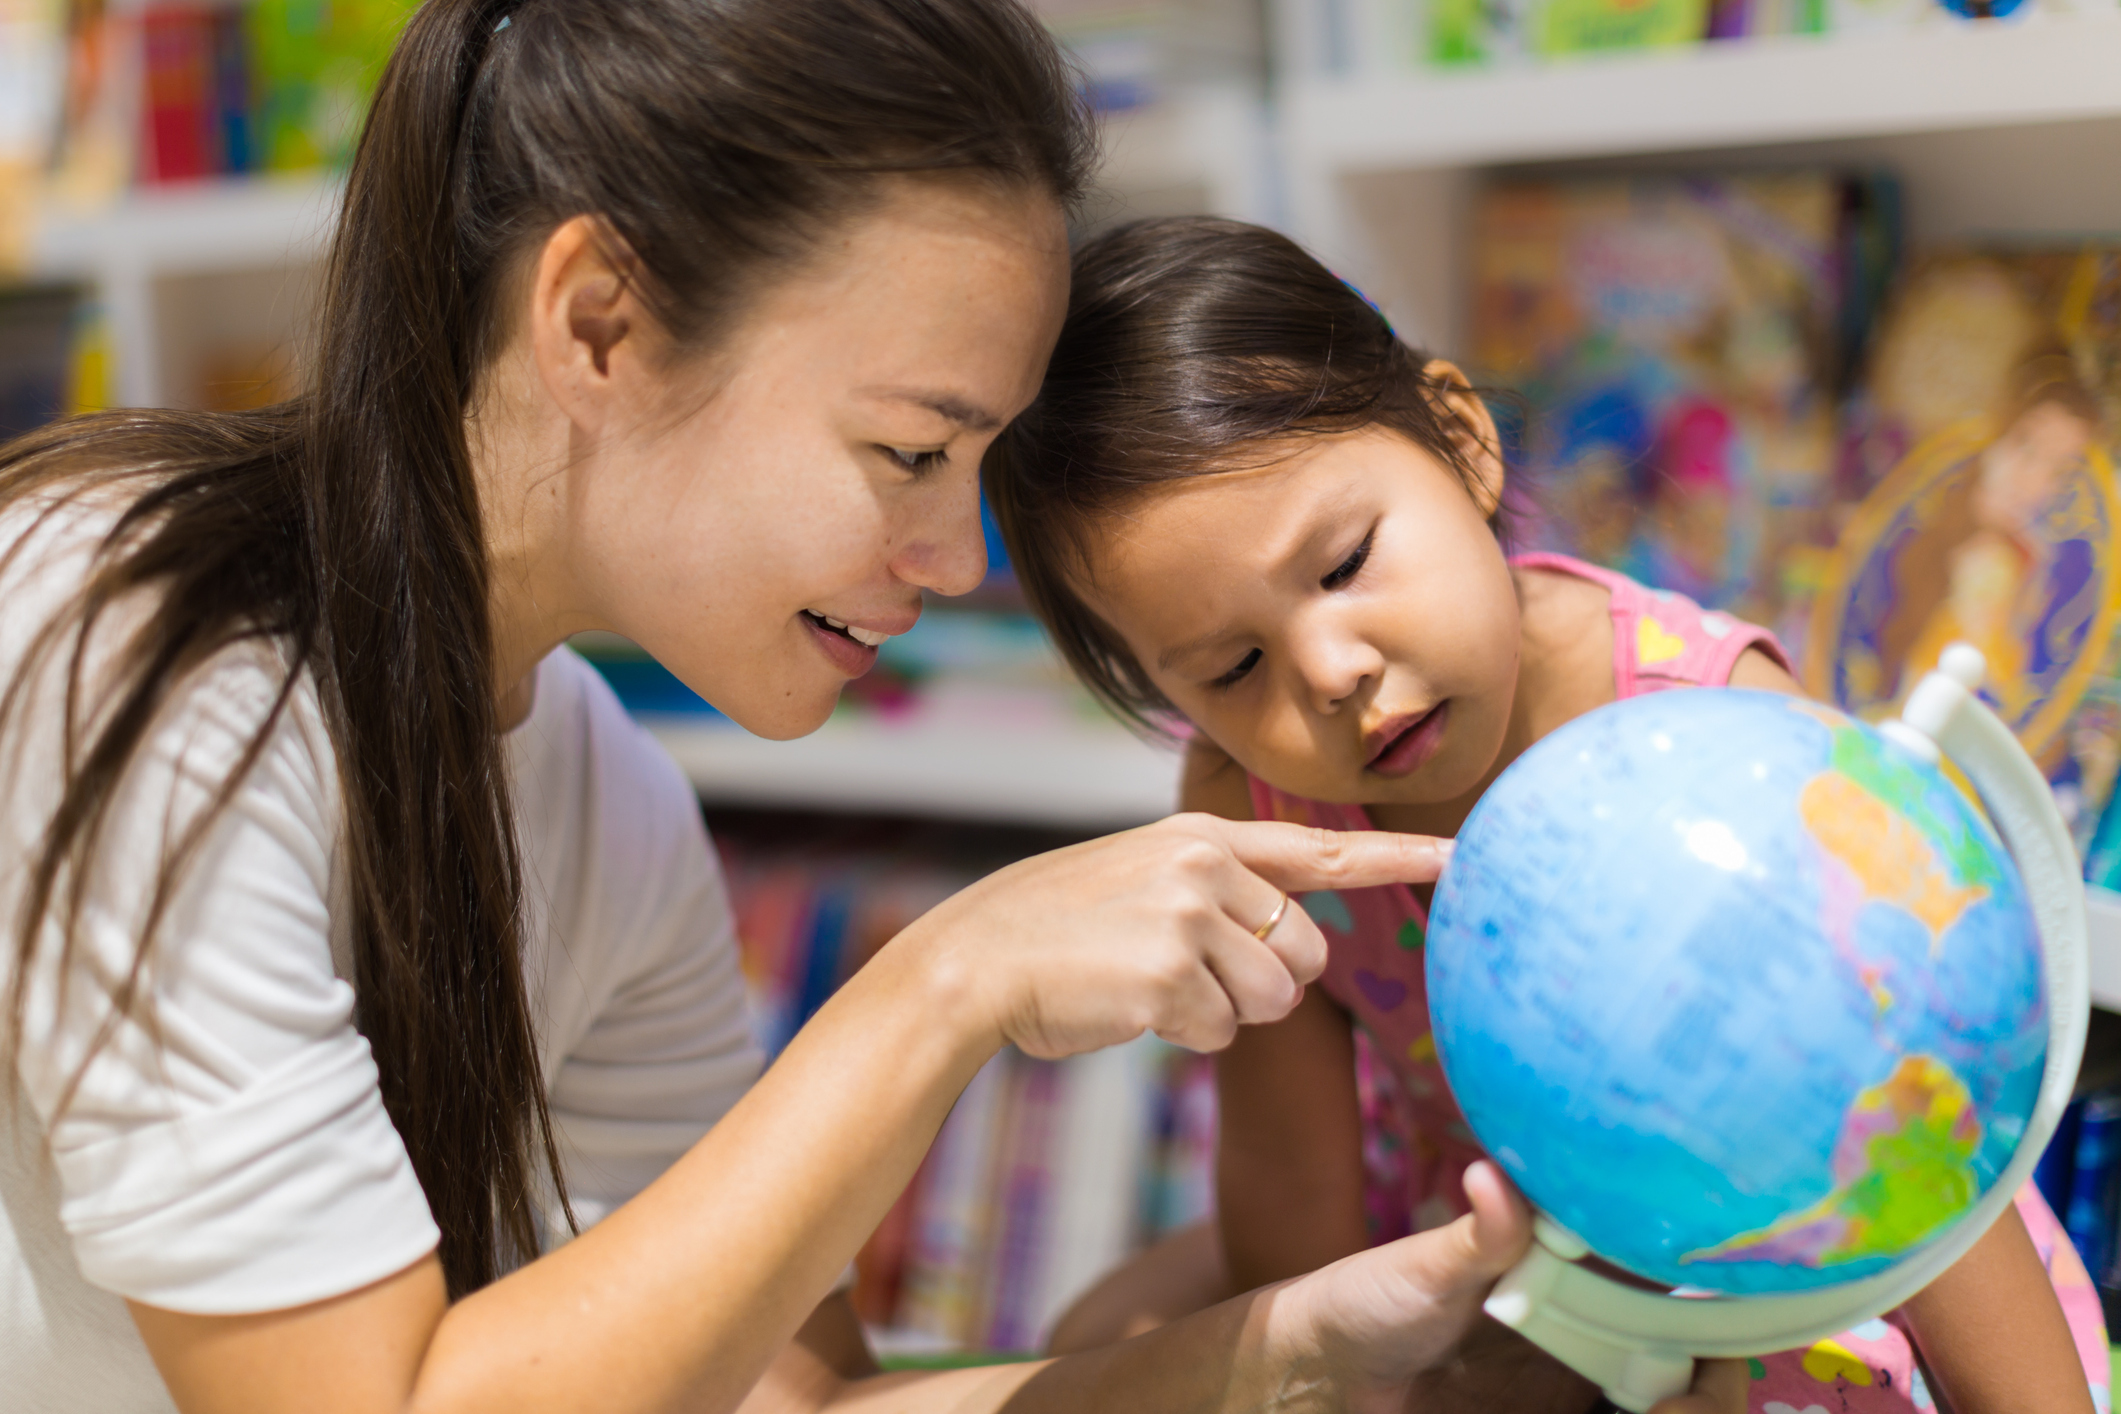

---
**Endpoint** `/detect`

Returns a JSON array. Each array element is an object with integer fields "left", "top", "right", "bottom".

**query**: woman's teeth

[{"left": 806, "top": 610, "right": 890, "bottom": 647}]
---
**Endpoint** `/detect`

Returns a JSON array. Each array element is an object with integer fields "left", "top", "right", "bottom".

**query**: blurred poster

[
  {"left": 1808, "top": 250, "right": 2121, "bottom": 840},
  {"left": 1470, "top": 172, "right": 1895, "bottom": 626}
]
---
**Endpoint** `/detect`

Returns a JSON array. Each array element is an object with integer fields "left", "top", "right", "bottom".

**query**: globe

[{"left": 1427, "top": 688, "right": 2047, "bottom": 1296}]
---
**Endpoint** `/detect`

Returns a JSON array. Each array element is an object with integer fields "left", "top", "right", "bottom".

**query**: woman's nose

[{"left": 891, "top": 471, "right": 988, "bottom": 598}]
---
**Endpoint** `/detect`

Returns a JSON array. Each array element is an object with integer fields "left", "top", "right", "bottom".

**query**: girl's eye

[
  {"left": 1322, "top": 531, "right": 1374, "bottom": 590},
  {"left": 883, "top": 446, "right": 947, "bottom": 473},
  {"left": 1210, "top": 647, "right": 1262, "bottom": 690}
]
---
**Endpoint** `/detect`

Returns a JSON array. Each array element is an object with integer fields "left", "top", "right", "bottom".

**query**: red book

[{"left": 141, "top": 7, "right": 214, "bottom": 183}]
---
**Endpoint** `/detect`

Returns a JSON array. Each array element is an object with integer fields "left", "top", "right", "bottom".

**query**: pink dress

[{"left": 1246, "top": 552, "right": 2110, "bottom": 1413}]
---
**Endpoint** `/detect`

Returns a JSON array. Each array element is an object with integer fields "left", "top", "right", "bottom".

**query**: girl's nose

[{"left": 1294, "top": 628, "right": 1383, "bottom": 716}]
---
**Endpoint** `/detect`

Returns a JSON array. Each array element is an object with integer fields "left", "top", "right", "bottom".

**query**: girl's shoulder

[{"left": 1510, "top": 551, "right": 1791, "bottom": 696}]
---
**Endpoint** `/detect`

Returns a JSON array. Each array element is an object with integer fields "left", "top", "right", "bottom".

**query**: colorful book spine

[
  {"left": 141, "top": 7, "right": 214, "bottom": 184},
  {"left": 2038, "top": 1097, "right": 2087, "bottom": 1223},
  {"left": 210, "top": 7, "right": 254, "bottom": 175},
  {"left": 2066, "top": 1094, "right": 2121, "bottom": 1276}
]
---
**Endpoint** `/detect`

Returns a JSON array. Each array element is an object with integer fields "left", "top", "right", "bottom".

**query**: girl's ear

[{"left": 1422, "top": 359, "right": 1507, "bottom": 519}]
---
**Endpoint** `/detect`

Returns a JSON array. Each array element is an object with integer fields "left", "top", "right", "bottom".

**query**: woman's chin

[{"left": 718, "top": 684, "right": 845, "bottom": 741}]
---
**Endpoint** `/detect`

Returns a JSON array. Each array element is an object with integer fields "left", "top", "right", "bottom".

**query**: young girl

[{"left": 990, "top": 216, "right": 2108, "bottom": 1414}]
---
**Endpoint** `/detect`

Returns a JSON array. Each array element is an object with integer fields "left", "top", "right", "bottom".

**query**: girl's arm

[
  {"left": 1217, "top": 989, "right": 1370, "bottom": 1290},
  {"left": 128, "top": 813, "right": 1463, "bottom": 1414},
  {"left": 1181, "top": 735, "right": 1372, "bottom": 1293},
  {"left": 1903, "top": 1203, "right": 2096, "bottom": 1414}
]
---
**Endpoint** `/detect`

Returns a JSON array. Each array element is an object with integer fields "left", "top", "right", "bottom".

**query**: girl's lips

[
  {"left": 801, "top": 610, "right": 881, "bottom": 677},
  {"left": 1367, "top": 702, "right": 1449, "bottom": 778}
]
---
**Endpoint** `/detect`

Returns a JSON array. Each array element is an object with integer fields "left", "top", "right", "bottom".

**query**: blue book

[
  {"left": 2038, "top": 1097, "right": 2086, "bottom": 1219},
  {"left": 792, "top": 886, "right": 852, "bottom": 1038},
  {"left": 2065, "top": 1093, "right": 2121, "bottom": 1275}
]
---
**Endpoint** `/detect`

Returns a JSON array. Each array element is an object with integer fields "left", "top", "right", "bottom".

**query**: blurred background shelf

[
  {"left": 26, "top": 173, "right": 339, "bottom": 280},
  {"left": 2088, "top": 889, "right": 2121, "bottom": 1013},
  {"left": 649, "top": 713, "right": 1183, "bottom": 831},
  {"left": 1284, "top": 14, "right": 2121, "bottom": 174}
]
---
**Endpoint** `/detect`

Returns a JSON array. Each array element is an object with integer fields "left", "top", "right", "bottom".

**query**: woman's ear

[
  {"left": 527, "top": 214, "right": 649, "bottom": 429},
  {"left": 1423, "top": 358, "right": 1507, "bottom": 519}
]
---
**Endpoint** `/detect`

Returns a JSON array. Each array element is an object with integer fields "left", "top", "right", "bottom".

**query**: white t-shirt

[{"left": 0, "top": 501, "right": 763, "bottom": 1412}]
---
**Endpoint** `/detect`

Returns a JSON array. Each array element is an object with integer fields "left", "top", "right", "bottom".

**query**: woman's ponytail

[{"left": 305, "top": 0, "right": 560, "bottom": 1292}]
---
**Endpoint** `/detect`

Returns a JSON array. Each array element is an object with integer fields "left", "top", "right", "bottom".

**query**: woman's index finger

[{"left": 1204, "top": 817, "right": 1454, "bottom": 893}]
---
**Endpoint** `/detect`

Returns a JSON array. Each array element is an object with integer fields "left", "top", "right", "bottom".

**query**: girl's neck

[{"left": 1368, "top": 563, "right": 1615, "bottom": 839}]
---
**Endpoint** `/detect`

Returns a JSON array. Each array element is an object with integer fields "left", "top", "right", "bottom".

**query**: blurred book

[
  {"left": 0, "top": 283, "right": 83, "bottom": 441},
  {"left": 37, "top": 0, "right": 414, "bottom": 200},
  {"left": 1470, "top": 172, "right": 1896, "bottom": 629},
  {"left": 1806, "top": 247, "right": 2121, "bottom": 844},
  {"left": 0, "top": 0, "right": 68, "bottom": 269},
  {"left": 714, "top": 822, "right": 1207, "bottom": 1353},
  {"left": 248, "top": 0, "right": 414, "bottom": 173}
]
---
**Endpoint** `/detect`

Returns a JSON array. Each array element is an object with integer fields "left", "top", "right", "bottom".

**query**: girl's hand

[
  {"left": 893, "top": 813, "right": 1451, "bottom": 1060},
  {"left": 1279, "top": 1162, "right": 1748, "bottom": 1414}
]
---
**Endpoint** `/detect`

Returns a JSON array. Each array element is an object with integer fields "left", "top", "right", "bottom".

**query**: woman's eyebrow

[{"left": 861, "top": 385, "right": 1003, "bottom": 432}]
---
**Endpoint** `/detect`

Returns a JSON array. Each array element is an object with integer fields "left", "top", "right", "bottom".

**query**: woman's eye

[
  {"left": 1321, "top": 531, "right": 1373, "bottom": 590},
  {"left": 1210, "top": 648, "right": 1262, "bottom": 690},
  {"left": 884, "top": 446, "right": 948, "bottom": 473}
]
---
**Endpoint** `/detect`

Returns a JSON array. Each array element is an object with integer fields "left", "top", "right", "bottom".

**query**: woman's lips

[
  {"left": 1366, "top": 702, "right": 1449, "bottom": 778},
  {"left": 801, "top": 610, "right": 881, "bottom": 677}
]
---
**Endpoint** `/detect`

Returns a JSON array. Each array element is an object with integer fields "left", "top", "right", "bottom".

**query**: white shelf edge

[
  {"left": 26, "top": 174, "right": 342, "bottom": 284},
  {"left": 648, "top": 714, "right": 1184, "bottom": 831},
  {"left": 1285, "top": 15, "right": 2121, "bottom": 174},
  {"left": 2086, "top": 885, "right": 2121, "bottom": 1013}
]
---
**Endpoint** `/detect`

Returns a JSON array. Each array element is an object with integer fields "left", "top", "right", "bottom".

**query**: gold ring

[{"left": 1252, "top": 891, "right": 1291, "bottom": 941}]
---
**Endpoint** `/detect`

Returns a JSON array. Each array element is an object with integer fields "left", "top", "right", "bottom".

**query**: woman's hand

[
  {"left": 892, "top": 813, "right": 1452, "bottom": 1060},
  {"left": 1277, "top": 1162, "right": 1748, "bottom": 1414}
]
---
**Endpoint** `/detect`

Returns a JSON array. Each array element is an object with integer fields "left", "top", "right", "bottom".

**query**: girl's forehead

[{"left": 1088, "top": 430, "right": 1435, "bottom": 550}]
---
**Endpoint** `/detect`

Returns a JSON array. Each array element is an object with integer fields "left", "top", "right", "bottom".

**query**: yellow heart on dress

[
  {"left": 1637, "top": 616, "right": 1686, "bottom": 666},
  {"left": 1799, "top": 1339, "right": 1873, "bottom": 1387},
  {"left": 1407, "top": 1033, "right": 1438, "bottom": 1064}
]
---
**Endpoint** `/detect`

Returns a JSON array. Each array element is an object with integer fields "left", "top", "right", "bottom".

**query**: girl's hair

[
  {"left": 986, "top": 217, "right": 1504, "bottom": 732},
  {"left": 0, "top": 0, "right": 1091, "bottom": 1298}
]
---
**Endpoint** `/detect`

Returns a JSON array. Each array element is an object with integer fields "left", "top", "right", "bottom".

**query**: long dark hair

[
  {"left": 1, "top": 0, "right": 1091, "bottom": 1298},
  {"left": 986, "top": 217, "right": 1505, "bottom": 732}
]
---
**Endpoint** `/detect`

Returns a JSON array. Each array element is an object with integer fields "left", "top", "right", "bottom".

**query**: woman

[{"left": 0, "top": 3, "right": 1743, "bottom": 1411}]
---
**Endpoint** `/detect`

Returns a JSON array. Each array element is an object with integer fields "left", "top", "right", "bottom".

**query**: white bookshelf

[
  {"left": 13, "top": 84, "right": 1271, "bottom": 413},
  {"left": 648, "top": 710, "right": 1184, "bottom": 831},
  {"left": 1285, "top": 15, "right": 2121, "bottom": 173},
  {"left": 1276, "top": 12, "right": 2121, "bottom": 353},
  {"left": 24, "top": 175, "right": 338, "bottom": 408}
]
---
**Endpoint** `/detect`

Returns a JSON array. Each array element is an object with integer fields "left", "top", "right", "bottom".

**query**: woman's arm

[
  {"left": 739, "top": 1164, "right": 1745, "bottom": 1414},
  {"left": 1903, "top": 1203, "right": 2096, "bottom": 1414},
  {"left": 129, "top": 813, "right": 1455, "bottom": 1414}
]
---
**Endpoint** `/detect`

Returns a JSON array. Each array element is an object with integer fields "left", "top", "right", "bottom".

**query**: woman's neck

[{"left": 468, "top": 353, "right": 598, "bottom": 729}]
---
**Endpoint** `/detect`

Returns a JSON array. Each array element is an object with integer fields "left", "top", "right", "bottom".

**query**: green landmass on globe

[{"left": 1683, "top": 1055, "right": 1982, "bottom": 1269}]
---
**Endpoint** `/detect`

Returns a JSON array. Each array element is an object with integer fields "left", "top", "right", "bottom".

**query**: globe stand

[{"left": 1482, "top": 644, "right": 2092, "bottom": 1412}]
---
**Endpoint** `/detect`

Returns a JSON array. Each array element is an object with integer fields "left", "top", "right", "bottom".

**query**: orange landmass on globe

[
  {"left": 1799, "top": 771, "right": 1988, "bottom": 956},
  {"left": 1682, "top": 1055, "right": 1982, "bottom": 1271}
]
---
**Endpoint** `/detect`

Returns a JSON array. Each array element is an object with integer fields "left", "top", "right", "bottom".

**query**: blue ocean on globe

[{"left": 1426, "top": 688, "right": 2046, "bottom": 1294}]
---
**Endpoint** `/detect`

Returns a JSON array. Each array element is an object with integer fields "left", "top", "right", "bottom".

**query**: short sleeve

[
  {"left": 510, "top": 652, "right": 764, "bottom": 1228},
  {"left": 5, "top": 639, "right": 439, "bottom": 1314}
]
